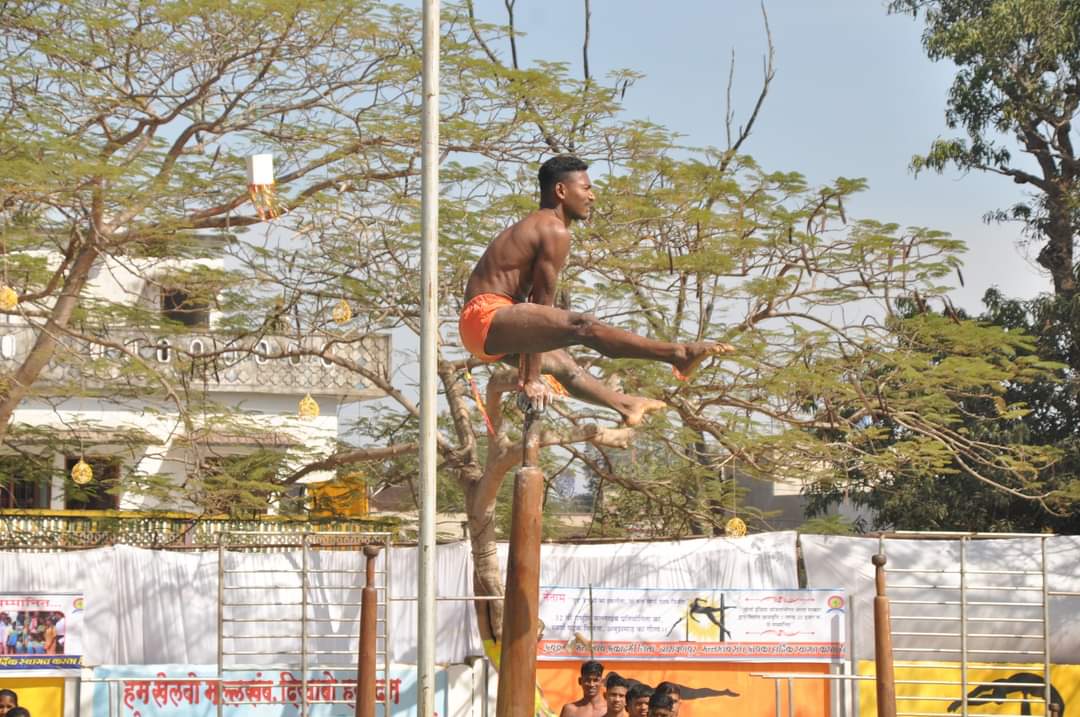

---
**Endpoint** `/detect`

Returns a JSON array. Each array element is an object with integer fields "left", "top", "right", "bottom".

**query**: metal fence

[{"left": 0, "top": 509, "right": 398, "bottom": 551}]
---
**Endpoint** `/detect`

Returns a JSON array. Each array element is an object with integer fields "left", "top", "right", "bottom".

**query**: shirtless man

[
  {"left": 625, "top": 684, "right": 653, "bottom": 717},
  {"left": 460, "top": 154, "right": 734, "bottom": 421},
  {"left": 602, "top": 674, "right": 629, "bottom": 717},
  {"left": 559, "top": 660, "right": 606, "bottom": 717}
]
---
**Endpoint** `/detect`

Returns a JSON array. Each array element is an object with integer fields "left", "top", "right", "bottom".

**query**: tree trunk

[
  {"left": 1036, "top": 204, "right": 1076, "bottom": 297},
  {"left": 0, "top": 244, "right": 99, "bottom": 443}
]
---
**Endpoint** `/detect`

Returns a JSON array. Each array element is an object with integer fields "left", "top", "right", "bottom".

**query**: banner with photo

[
  {"left": 88, "top": 665, "right": 448, "bottom": 717},
  {"left": 0, "top": 593, "right": 83, "bottom": 671},
  {"left": 537, "top": 586, "right": 846, "bottom": 662}
]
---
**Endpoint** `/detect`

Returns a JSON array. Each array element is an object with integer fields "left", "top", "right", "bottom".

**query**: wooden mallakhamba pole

[
  {"left": 356, "top": 544, "right": 382, "bottom": 717},
  {"left": 496, "top": 406, "right": 545, "bottom": 717},
  {"left": 872, "top": 552, "right": 897, "bottom": 717}
]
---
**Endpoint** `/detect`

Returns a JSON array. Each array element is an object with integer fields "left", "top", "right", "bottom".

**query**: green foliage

[
  {"left": 0, "top": 0, "right": 1071, "bottom": 540},
  {"left": 890, "top": 0, "right": 1080, "bottom": 295},
  {"left": 805, "top": 288, "right": 1080, "bottom": 532}
]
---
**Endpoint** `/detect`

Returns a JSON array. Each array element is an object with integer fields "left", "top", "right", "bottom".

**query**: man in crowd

[
  {"left": 625, "top": 684, "right": 654, "bottom": 717},
  {"left": 647, "top": 692, "right": 675, "bottom": 717},
  {"left": 601, "top": 673, "right": 628, "bottom": 717},
  {"left": 653, "top": 682, "right": 681, "bottom": 716},
  {"left": 559, "top": 660, "right": 606, "bottom": 717}
]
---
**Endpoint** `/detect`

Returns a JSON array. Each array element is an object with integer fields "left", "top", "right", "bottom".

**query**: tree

[
  {"left": 0, "top": 0, "right": 1069, "bottom": 676},
  {"left": 889, "top": 0, "right": 1080, "bottom": 298},
  {"left": 805, "top": 288, "right": 1080, "bottom": 533}
]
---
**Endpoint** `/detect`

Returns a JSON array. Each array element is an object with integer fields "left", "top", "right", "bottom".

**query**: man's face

[
  {"left": 669, "top": 694, "right": 681, "bottom": 716},
  {"left": 579, "top": 672, "right": 602, "bottom": 699},
  {"left": 0, "top": 694, "right": 16, "bottom": 716},
  {"left": 556, "top": 171, "right": 595, "bottom": 221},
  {"left": 628, "top": 696, "right": 650, "bottom": 717},
  {"left": 604, "top": 686, "right": 627, "bottom": 714}
]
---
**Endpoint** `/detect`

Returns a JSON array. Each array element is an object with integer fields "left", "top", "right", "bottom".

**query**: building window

[
  {"left": 160, "top": 288, "right": 210, "bottom": 328},
  {"left": 0, "top": 457, "right": 52, "bottom": 508},
  {"left": 64, "top": 456, "right": 120, "bottom": 510}
]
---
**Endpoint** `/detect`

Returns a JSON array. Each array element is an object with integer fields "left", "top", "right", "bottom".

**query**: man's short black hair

[
  {"left": 580, "top": 659, "right": 604, "bottom": 678},
  {"left": 538, "top": 155, "right": 589, "bottom": 197},
  {"left": 0, "top": 689, "right": 17, "bottom": 704},
  {"left": 655, "top": 681, "right": 680, "bottom": 697},
  {"left": 6, "top": 709, "right": 29, "bottom": 717},
  {"left": 648, "top": 692, "right": 675, "bottom": 712},
  {"left": 627, "top": 684, "right": 654, "bottom": 703},
  {"left": 605, "top": 672, "right": 629, "bottom": 690}
]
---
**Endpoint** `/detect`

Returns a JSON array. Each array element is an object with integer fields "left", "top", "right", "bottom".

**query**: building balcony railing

[
  {"left": 0, "top": 508, "right": 400, "bottom": 551},
  {"left": 0, "top": 325, "right": 390, "bottom": 399}
]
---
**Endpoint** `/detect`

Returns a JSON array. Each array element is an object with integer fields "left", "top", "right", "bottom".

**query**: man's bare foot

[
  {"left": 672, "top": 342, "right": 735, "bottom": 381},
  {"left": 622, "top": 396, "right": 667, "bottom": 426}
]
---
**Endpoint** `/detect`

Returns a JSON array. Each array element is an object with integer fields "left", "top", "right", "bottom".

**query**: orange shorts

[{"left": 459, "top": 293, "right": 514, "bottom": 362}]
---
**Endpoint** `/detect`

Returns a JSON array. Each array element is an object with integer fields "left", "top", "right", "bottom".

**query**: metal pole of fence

[
  {"left": 959, "top": 537, "right": 968, "bottom": 717},
  {"left": 496, "top": 408, "right": 544, "bottom": 717},
  {"left": 1041, "top": 536, "right": 1052, "bottom": 715},
  {"left": 356, "top": 545, "right": 382, "bottom": 717},
  {"left": 216, "top": 536, "right": 225, "bottom": 717},
  {"left": 872, "top": 550, "right": 896, "bottom": 717}
]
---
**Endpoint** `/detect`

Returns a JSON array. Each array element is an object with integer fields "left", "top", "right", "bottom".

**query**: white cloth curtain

[
  {"left": 0, "top": 532, "right": 797, "bottom": 666},
  {"left": 801, "top": 534, "right": 1080, "bottom": 663}
]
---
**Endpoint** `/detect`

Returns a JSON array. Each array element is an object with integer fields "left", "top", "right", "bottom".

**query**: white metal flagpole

[{"left": 418, "top": 0, "right": 439, "bottom": 715}]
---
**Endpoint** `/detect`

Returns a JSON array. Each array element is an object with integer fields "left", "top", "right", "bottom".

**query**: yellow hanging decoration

[
  {"left": 0, "top": 285, "right": 17, "bottom": 311},
  {"left": 71, "top": 458, "right": 94, "bottom": 485},
  {"left": 298, "top": 393, "right": 320, "bottom": 419},
  {"left": 332, "top": 298, "right": 352, "bottom": 325},
  {"left": 725, "top": 516, "right": 747, "bottom": 537}
]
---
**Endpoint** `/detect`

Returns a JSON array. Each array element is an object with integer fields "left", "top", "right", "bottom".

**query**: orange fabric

[{"left": 460, "top": 293, "right": 515, "bottom": 362}]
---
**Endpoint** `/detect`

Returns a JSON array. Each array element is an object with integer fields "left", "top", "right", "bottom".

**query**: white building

[{"left": 0, "top": 245, "right": 389, "bottom": 514}]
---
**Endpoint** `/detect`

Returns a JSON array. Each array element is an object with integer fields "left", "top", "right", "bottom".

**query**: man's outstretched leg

[
  {"left": 501, "top": 350, "right": 666, "bottom": 427},
  {"left": 486, "top": 303, "right": 733, "bottom": 380}
]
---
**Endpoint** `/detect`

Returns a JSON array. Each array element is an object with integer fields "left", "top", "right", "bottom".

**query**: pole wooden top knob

[
  {"left": 363, "top": 545, "right": 383, "bottom": 558},
  {"left": 871, "top": 553, "right": 887, "bottom": 567}
]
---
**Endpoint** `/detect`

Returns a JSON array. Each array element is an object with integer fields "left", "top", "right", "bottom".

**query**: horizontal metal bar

[
  {"left": 896, "top": 711, "right": 967, "bottom": 717},
  {"left": 890, "top": 600, "right": 1043, "bottom": 607},
  {"left": 887, "top": 568, "right": 1043, "bottom": 575},
  {"left": 220, "top": 664, "right": 381, "bottom": 671},
  {"left": 223, "top": 649, "right": 386, "bottom": 657},
  {"left": 894, "top": 631, "right": 1042, "bottom": 640},
  {"left": 897, "top": 696, "right": 1041, "bottom": 704},
  {"left": 895, "top": 679, "right": 1047, "bottom": 687},
  {"left": 750, "top": 673, "right": 872, "bottom": 681},
  {"left": 893, "top": 662, "right": 1040, "bottom": 671},
  {"left": 391, "top": 595, "right": 502, "bottom": 601},
  {"left": 222, "top": 618, "right": 363, "bottom": 624},
  {"left": 884, "top": 529, "right": 1051, "bottom": 538},
  {"left": 890, "top": 616, "right": 1043, "bottom": 623},
  {"left": 223, "top": 634, "right": 364, "bottom": 640},
  {"left": 1048, "top": 590, "right": 1080, "bottom": 597},
  {"left": 894, "top": 647, "right": 1045, "bottom": 655}
]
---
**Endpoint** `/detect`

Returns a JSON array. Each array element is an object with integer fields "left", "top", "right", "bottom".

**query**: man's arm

[{"left": 520, "top": 224, "right": 570, "bottom": 404}]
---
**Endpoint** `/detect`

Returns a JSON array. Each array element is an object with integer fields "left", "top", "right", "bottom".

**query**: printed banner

[
  {"left": 0, "top": 593, "right": 83, "bottom": 671},
  {"left": 0, "top": 676, "right": 66, "bottom": 717},
  {"left": 537, "top": 586, "right": 846, "bottom": 662},
  {"left": 537, "top": 660, "right": 830, "bottom": 717},
  {"left": 857, "top": 661, "right": 1080, "bottom": 717},
  {"left": 89, "top": 665, "right": 448, "bottom": 717}
]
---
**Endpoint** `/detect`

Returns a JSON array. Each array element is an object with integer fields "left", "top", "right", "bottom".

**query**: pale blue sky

[{"left": 469, "top": 0, "right": 1049, "bottom": 311}]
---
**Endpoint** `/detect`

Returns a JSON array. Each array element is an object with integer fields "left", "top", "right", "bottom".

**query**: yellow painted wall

[
  {"left": 0, "top": 676, "right": 65, "bottom": 717},
  {"left": 858, "top": 661, "right": 1078, "bottom": 717}
]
